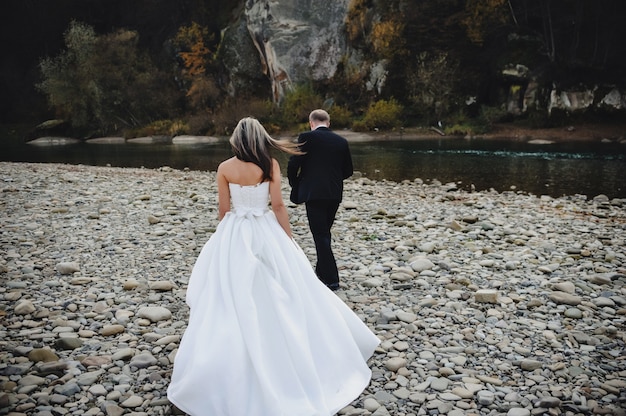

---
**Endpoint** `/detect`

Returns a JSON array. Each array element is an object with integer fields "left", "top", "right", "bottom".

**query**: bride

[{"left": 167, "top": 117, "right": 380, "bottom": 416}]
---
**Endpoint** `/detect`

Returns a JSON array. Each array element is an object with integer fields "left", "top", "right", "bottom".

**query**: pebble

[
  {"left": 1, "top": 162, "right": 625, "bottom": 416},
  {"left": 137, "top": 306, "right": 172, "bottom": 323}
]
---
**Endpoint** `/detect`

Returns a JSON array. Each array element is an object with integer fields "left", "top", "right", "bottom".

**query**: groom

[{"left": 287, "top": 109, "right": 353, "bottom": 291}]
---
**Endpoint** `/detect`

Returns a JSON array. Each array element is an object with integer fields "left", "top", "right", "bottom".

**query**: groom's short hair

[{"left": 309, "top": 109, "right": 330, "bottom": 123}]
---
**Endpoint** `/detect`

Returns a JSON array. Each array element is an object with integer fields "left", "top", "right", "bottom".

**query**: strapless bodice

[{"left": 228, "top": 182, "right": 270, "bottom": 217}]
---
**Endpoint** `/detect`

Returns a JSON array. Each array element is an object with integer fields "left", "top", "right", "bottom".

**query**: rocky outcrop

[
  {"left": 223, "top": 0, "right": 352, "bottom": 102},
  {"left": 219, "top": 2, "right": 626, "bottom": 120},
  {"left": 500, "top": 63, "right": 626, "bottom": 116},
  {"left": 219, "top": 16, "right": 269, "bottom": 98},
  {"left": 549, "top": 87, "right": 625, "bottom": 114}
]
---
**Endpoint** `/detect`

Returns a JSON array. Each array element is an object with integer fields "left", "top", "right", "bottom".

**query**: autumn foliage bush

[
  {"left": 125, "top": 119, "right": 189, "bottom": 138},
  {"left": 327, "top": 105, "right": 353, "bottom": 129},
  {"left": 278, "top": 85, "right": 324, "bottom": 127},
  {"left": 360, "top": 98, "right": 403, "bottom": 130}
]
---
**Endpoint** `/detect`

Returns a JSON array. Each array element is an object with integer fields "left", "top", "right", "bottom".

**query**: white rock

[
  {"left": 137, "top": 306, "right": 172, "bottom": 322},
  {"left": 364, "top": 398, "right": 381, "bottom": 411},
  {"left": 410, "top": 258, "right": 435, "bottom": 272},
  {"left": 150, "top": 281, "right": 176, "bottom": 291},
  {"left": 385, "top": 357, "right": 407, "bottom": 372},
  {"left": 56, "top": 262, "right": 80, "bottom": 274},
  {"left": 396, "top": 311, "right": 417, "bottom": 323},
  {"left": 14, "top": 300, "right": 36, "bottom": 315},
  {"left": 475, "top": 289, "right": 498, "bottom": 304}
]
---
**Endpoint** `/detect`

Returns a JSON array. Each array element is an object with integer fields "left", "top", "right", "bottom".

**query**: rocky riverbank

[
  {"left": 336, "top": 122, "right": 626, "bottom": 144},
  {"left": 1, "top": 162, "right": 625, "bottom": 416}
]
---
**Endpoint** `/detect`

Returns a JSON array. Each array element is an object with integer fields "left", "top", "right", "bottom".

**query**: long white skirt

[{"left": 167, "top": 210, "right": 380, "bottom": 416}]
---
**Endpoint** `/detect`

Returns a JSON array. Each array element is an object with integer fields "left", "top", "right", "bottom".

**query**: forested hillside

[{"left": 2, "top": 0, "right": 625, "bottom": 138}]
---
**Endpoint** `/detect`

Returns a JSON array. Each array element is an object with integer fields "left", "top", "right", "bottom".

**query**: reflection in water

[{"left": 1, "top": 138, "right": 624, "bottom": 198}]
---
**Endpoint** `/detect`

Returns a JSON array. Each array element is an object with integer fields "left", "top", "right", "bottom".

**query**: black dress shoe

[{"left": 326, "top": 283, "right": 340, "bottom": 291}]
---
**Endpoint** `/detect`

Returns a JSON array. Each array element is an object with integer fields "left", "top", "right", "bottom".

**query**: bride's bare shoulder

[
  {"left": 220, "top": 156, "right": 237, "bottom": 165},
  {"left": 218, "top": 157, "right": 237, "bottom": 170}
]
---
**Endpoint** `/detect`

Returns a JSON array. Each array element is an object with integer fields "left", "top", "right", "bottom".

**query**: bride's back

[{"left": 220, "top": 157, "right": 267, "bottom": 186}]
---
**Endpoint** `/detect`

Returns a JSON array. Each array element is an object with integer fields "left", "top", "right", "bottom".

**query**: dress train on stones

[{"left": 167, "top": 182, "right": 380, "bottom": 416}]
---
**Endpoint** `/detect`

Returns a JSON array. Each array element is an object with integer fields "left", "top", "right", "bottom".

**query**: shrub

[
  {"left": 362, "top": 98, "right": 403, "bottom": 130},
  {"left": 443, "top": 123, "right": 474, "bottom": 135},
  {"left": 345, "top": 0, "right": 372, "bottom": 44},
  {"left": 211, "top": 97, "right": 275, "bottom": 135},
  {"left": 169, "top": 120, "right": 189, "bottom": 136},
  {"left": 279, "top": 84, "right": 324, "bottom": 126},
  {"left": 186, "top": 75, "right": 221, "bottom": 111},
  {"left": 351, "top": 120, "right": 369, "bottom": 132},
  {"left": 371, "top": 19, "right": 405, "bottom": 59},
  {"left": 186, "top": 112, "right": 213, "bottom": 135},
  {"left": 126, "top": 119, "right": 175, "bottom": 138},
  {"left": 479, "top": 105, "right": 508, "bottom": 126},
  {"left": 328, "top": 105, "right": 353, "bottom": 128},
  {"left": 440, "top": 109, "right": 493, "bottom": 135}
]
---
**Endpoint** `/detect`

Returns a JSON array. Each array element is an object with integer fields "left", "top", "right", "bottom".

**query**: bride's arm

[
  {"left": 216, "top": 164, "right": 231, "bottom": 220},
  {"left": 269, "top": 159, "right": 293, "bottom": 238}
]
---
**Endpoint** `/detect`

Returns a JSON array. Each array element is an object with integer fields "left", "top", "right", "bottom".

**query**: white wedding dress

[{"left": 167, "top": 181, "right": 380, "bottom": 416}]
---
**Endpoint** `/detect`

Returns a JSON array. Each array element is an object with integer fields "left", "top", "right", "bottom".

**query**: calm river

[{"left": 1, "top": 136, "right": 625, "bottom": 199}]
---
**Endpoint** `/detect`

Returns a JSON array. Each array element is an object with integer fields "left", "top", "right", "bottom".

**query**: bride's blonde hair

[{"left": 229, "top": 117, "right": 302, "bottom": 181}]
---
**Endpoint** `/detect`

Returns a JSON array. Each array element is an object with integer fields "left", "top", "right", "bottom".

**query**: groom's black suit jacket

[{"left": 287, "top": 127, "right": 353, "bottom": 203}]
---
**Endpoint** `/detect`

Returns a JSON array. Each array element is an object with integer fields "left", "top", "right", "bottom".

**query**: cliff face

[
  {"left": 220, "top": 0, "right": 626, "bottom": 116},
  {"left": 223, "top": 0, "right": 352, "bottom": 102},
  {"left": 3, "top": 0, "right": 625, "bottom": 126}
]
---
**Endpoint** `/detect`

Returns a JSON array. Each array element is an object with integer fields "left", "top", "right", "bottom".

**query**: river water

[{"left": 1, "top": 137, "right": 624, "bottom": 198}]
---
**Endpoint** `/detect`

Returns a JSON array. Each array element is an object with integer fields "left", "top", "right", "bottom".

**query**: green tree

[
  {"left": 37, "top": 21, "right": 99, "bottom": 129},
  {"left": 407, "top": 51, "right": 460, "bottom": 123},
  {"left": 37, "top": 21, "right": 179, "bottom": 134},
  {"left": 93, "top": 29, "right": 180, "bottom": 131}
]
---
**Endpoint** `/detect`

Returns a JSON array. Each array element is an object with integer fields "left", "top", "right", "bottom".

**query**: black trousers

[{"left": 305, "top": 200, "right": 340, "bottom": 287}]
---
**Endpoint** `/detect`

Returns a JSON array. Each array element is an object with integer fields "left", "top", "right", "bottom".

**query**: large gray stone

[{"left": 223, "top": 0, "right": 353, "bottom": 102}]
